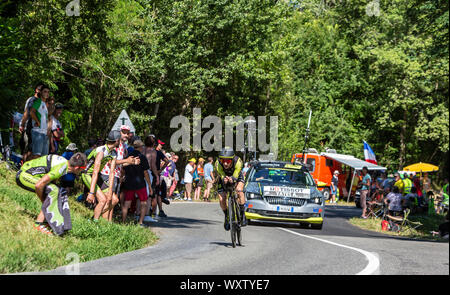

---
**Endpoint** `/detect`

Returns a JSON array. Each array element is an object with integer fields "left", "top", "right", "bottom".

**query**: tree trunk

[
  {"left": 180, "top": 96, "right": 191, "bottom": 116},
  {"left": 87, "top": 107, "right": 94, "bottom": 138},
  {"left": 399, "top": 108, "right": 407, "bottom": 170},
  {"left": 149, "top": 102, "right": 160, "bottom": 132}
]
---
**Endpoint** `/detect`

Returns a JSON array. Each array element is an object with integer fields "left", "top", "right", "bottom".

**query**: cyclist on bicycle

[{"left": 214, "top": 147, "right": 247, "bottom": 231}]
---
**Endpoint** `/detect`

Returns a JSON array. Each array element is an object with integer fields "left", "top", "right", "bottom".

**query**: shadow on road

[
  {"left": 209, "top": 241, "right": 247, "bottom": 249},
  {"left": 210, "top": 241, "right": 234, "bottom": 248},
  {"left": 148, "top": 216, "right": 219, "bottom": 229}
]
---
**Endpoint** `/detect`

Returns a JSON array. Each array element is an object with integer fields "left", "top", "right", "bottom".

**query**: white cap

[
  {"left": 66, "top": 143, "right": 78, "bottom": 151},
  {"left": 334, "top": 170, "right": 339, "bottom": 175},
  {"left": 120, "top": 125, "right": 131, "bottom": 131}
]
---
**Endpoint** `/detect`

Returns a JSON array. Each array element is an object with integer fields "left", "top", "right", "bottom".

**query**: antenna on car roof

[{"left": 300, "top": 109, "right": 312, "bottom": 164}]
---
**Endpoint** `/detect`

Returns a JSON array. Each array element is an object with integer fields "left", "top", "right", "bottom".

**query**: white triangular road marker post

[{"left": 111, "top": 109, "right": 136, "bottom": 133}]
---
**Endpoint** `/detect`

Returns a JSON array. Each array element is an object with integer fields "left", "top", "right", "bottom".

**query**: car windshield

[{"left": 249, "top": 167, "right": 315, "bottom": 186}]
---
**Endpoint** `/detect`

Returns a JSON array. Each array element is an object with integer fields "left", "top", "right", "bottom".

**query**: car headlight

[
  {"left": 247, "top": 192, "right": 263, "bottom": 200},
  {"left": 308, "top": 193, "right": 322, "bottom": 204}
]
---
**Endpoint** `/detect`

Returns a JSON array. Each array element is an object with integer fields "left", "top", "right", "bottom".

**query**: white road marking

[{"left": 277, "top": 227, "right": 380, "bottom": 275}]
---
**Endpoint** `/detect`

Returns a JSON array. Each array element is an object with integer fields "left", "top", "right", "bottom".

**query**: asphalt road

[{"left": 42, "top": 202, "right": 448, "bottom": 275}]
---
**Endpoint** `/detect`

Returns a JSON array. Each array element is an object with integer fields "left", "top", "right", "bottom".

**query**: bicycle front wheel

[
  {"left": 228, "top": 194, "right": 237, "bottom": 248},
  {"left": 236, "top": 217, "right": 242, "bottom": 246}
]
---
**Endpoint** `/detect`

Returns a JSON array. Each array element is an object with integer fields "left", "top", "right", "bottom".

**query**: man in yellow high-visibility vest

[
  {"left": 394, "top": 172, "right": 405, "bottom": 195},
  {"left": 403, "top": 173, "right": 413, "bottom": 195}
]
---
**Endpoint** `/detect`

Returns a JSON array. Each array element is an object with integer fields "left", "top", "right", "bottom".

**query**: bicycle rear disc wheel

[{"left": 228, "top": 194, "right": 236, "bottom": 248}]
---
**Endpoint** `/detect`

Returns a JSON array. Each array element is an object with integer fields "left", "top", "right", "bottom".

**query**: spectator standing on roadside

[
  {"left": 412, "top": 173, "right": 423, "bottom": 200},
  {"left": 46, "top": 97, "right": 55, "bottom": 153},
  {"left": 167, "top": 154, "right": 179, "bottom": 198},
  {"left": 119, "top": 131, "right": 137, "bottom": 207},
  {"left": 46, "top": 96, "right": 55, "bottom": 120},
  {"left": 172, "top": 168, "right": 180, "bottom": 197},
  {"left": 127, "top": 133, "right": 136, "bottom": 155},
  {"left": 121, "top": 140, "right": 153, "bottom": 227},
  {"left": 194, "top": 158, "right": 205, "bottom": 201},
  {"left": 143, "top": 135, "right": 159, "bottom": 222},
  {"left": 60, "top": 143, "right": 78, "bottom": 194},
  {"left": 49, "top": 103, "right": 64, "bottom": 154},
  {"left": 29, "top": 85, "right": 50, "bottom": 159},
  {"left": 100, "top": 125, "right": 139, "bottom": 222},
  {"left": 19, "top": 83, "right": 44, "bottom": 163},
  {"left": 330, "top": 170, "right": 339, "bottom": 204},
  {"left": 403, "top": 172, "right": 413, "bottom": 195},
  {"left": 394, "top": 172, "right": 405, "bottom": 195},
  {"left": 161, "top": 153, "right": 173, "bottom": 192},
  {"left": 84, "top": 139, "right": 97, "bottom": 157},
  {"left": 82, "top": 130, "right": 120, "bottom": 222},
  {"left": 422, "top": 172, "right": 432, "bottom": 196},
  {"left": 359, "top": 166, "right": 371, "bottom": 219},
  {"left": 184, "top": 158, "right": 196, "bottom": 201},
  {"left": 203, "top": 157, "right": 215, "bottom": 202},
  {"left": 155, "top": 139, "right": 170, "bottom": 217}
]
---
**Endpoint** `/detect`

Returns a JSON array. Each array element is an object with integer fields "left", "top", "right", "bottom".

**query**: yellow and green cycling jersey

[
  {"left": 214, "top": 156, "right": 243, "bottom": 181},
  {"left": 20, "top": 154, "right": 69, "bottom": 181},
  {"left": 85, "top": 144, "right": 117, "bottom": 175}
]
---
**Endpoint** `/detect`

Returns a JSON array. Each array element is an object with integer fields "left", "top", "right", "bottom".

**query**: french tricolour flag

[{"left": 363, "top": 141, "right": 377, "bottom": 165}]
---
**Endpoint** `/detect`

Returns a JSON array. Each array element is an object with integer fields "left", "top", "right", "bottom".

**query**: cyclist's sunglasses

[
  {"left": 76, "top": 166, "right": 87, "bottom": 170},
  {"left": 220, "top": 158, "right": 233, "bottom": 165}
]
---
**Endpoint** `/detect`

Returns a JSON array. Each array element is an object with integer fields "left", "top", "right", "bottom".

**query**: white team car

[{"left": 244, "top": 161, "right": 324, "bottom": 229}]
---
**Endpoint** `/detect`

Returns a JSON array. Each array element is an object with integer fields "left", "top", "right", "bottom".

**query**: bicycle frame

[{"left": 225, "top": 183, "right": 242, "bottom": 248}]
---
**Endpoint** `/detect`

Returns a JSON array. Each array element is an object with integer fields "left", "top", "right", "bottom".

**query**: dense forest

[{"left": 0, "top": 0, "right": 448, "bottom": 178}]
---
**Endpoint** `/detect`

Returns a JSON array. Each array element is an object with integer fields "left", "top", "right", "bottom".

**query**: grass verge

[
  {"left": 349, "top": 212, "right": 447, "bottom": 241},
  {"left": 0, "top": 162, "right": 158, "bottom": 274},
  {"left": 325, "top": 199, "right": 356, "bottom": 206}
]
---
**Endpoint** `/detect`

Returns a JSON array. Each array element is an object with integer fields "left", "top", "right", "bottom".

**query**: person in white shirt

[
  {"left": 29, "top": 85, "right": 49, "bottom": 159},
  {"left": 19, "top": 83, "right": 44, "bottom": 162},
  {"left": 184, "top": 158, "right": 196, "bottom": 201}
]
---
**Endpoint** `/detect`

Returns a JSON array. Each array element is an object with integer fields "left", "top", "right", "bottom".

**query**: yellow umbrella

[{"left": 403, "top": 162, "right": 439, "bottom": 173}]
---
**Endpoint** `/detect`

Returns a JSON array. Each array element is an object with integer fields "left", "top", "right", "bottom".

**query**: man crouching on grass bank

[{"left": 16, "top": 152, "right": 87, "bottom": 236}]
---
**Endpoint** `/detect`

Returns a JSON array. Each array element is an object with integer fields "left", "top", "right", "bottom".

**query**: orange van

[{"left": 291, "top": 150, "right": 350, "bottom": 200}]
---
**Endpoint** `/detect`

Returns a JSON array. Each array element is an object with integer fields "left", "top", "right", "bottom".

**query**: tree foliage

[{"left": 0, "top": 0, "right": 448, "bottom": 178}]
